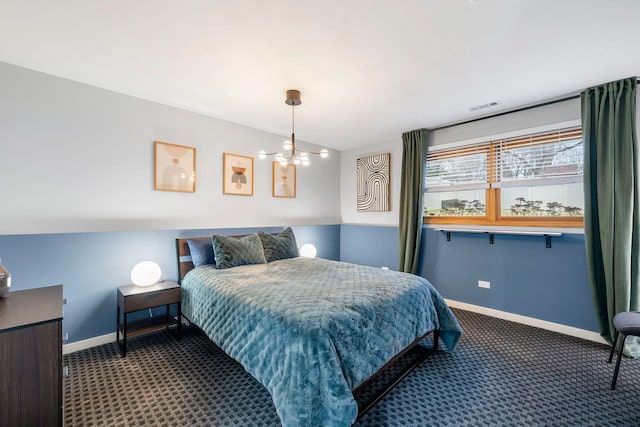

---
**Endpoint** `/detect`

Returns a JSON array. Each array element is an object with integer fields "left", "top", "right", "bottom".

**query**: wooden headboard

[{"left": 176, "top": 237, "right": 210, "bottom": 282}]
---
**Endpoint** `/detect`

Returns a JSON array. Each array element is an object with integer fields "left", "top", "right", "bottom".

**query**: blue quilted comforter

[{"left": 181, "top": 257, "right": 462, "bottom": 426}]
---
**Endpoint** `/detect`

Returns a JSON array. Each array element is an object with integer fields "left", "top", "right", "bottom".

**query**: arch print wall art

[
  {"left": 154, "top": 141, "right": 196, "bottom": 192},
  {"left": 223, "top": 153, "right": 254, "bottom": 196},
  {"left": 272, "top": 162, "right": 296, "bottom": 198},
  {"left": 356, "top": 152, "right": 390, "bottom": 212}
]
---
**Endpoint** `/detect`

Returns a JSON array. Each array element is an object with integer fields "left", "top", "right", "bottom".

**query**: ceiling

[{"left": 0, "top": 0, "right": 638, "bottom": 151}]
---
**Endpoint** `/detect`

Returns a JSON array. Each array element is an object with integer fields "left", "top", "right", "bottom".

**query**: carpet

[{"left": 63, "top": 309, "right": 640, "bottom": 426}]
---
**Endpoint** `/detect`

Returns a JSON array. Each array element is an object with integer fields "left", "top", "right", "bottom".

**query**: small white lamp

[
  {"left": 300, "top": 244, "right": 317, "bottom": 258},
  {"left": 131, "top": 261, "right": 162, "bottom": 287}
]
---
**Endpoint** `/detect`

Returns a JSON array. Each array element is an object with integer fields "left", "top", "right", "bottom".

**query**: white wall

[
  {"left": 0, "top": 62, "right": 340, "bottom": 234},
  {"left": 340, "top": 138, "right": 403, "bottom": 226},
  {"left": 430, "top": 98, "right": 581, "bottom": 147},
  {"left": 340, "top": 98, "right": 582, "bottom": 226}
]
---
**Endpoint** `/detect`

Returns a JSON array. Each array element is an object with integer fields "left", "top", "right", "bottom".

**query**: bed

[{"left": 177, "top": 231, "right": 462, "bottom": 426}]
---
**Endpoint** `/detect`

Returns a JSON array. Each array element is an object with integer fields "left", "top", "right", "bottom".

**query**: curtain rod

[
  {"left": 429, "top": 94, "right": 580, "bottom": 132},
  {"left": 430, "top": 77, "right": 640, "bottom": 132}
]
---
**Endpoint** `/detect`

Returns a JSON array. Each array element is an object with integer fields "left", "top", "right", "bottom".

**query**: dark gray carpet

[{"left": 63, "top": 309, "right": 640, "bottom": 426}]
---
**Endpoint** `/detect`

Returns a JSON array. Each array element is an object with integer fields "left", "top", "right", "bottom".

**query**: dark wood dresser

[{"left": 0, "top": 285, "right": 63, "bottom": 426}]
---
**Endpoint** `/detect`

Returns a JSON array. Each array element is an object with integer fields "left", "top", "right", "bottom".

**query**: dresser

[{"left": 0, "top": 285, "right": 63, "bottom": 426}]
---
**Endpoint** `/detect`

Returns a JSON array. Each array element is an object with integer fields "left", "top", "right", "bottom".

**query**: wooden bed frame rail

[{"left": 354, "top": 330, "right": 439, "bottom": 419}]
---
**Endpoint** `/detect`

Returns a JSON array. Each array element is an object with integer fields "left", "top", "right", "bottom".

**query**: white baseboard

[
  {"left": 446, "top": 299, "right": 608, "bottom": 345},
  {"left": 63, "top": 332, "right": 116, "bottom": 355},
  {"left": 62, "top": 302, "right": 608, "bottom": 354}
]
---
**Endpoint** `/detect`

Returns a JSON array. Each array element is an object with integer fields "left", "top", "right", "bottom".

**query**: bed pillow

[
  {"left": 258, "top": 228, "right": 299, "bottom": 262},
  {"left": 187, "top": 239, "right": 214, "bottom": 267},
  {"left": 211, "top": 233, "right": 267, "bottom": 269}
]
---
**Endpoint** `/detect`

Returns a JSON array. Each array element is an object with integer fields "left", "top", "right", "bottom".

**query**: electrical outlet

[
  {"left": 478, "top": 280, "right": 491, "bottom": 289},
  {"left": 63, "top": 332, "right": 69, "bottom": 342},
  {"left": 63, "top": 298, "right": 68, "bottom": 305}
]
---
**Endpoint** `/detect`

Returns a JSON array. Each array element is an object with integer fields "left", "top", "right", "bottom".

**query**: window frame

[{"left": 423, "top": 123, "right": 584, "bottom": 228}]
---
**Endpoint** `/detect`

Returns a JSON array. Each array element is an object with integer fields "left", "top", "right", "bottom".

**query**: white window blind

[
  {"left": 496, "top": 127, "right": 583, "bottom": 188},
  {"left": 425, "top": 142, "right": 492, "bottom": 192},
  {"left": 425, "top": 126, "right": 582, "bottom": 190}
]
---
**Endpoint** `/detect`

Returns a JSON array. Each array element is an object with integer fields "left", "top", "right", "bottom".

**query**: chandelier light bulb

[{"left": 258, "top": 89, "right": 328, "bottom": 168}]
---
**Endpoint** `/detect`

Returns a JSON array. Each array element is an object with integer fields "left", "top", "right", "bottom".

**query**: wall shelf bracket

[{"left": 435, "top": 229, "right": 561, "bottom": 248}]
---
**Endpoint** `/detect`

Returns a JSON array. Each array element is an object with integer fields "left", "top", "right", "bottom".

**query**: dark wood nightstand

[{"left": 116, "top": 280, "right": 181, "bottom": 357}]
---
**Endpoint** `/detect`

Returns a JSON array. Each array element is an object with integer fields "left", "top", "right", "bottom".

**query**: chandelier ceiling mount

[{"left": 259, "top": 89, "right": 328, "bottom": 167}]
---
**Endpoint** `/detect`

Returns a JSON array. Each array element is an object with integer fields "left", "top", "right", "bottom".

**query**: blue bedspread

[{"left": 181, "top": 257, "right": 462, "bottom": 426}]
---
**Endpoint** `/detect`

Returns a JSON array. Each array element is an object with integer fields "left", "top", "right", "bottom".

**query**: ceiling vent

[{"left": 469, "top": 101, "right": 500, "bottom": 112}]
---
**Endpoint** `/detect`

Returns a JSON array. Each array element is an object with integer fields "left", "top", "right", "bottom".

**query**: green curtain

[
  {"left": 582, "top": 77, "right": 640, "bottom": 356},
  {"left": 399, "top": 129, "right": 428, "bottom": 274}
]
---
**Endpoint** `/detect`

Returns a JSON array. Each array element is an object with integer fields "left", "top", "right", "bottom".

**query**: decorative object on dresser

[
  {"left": 116, "top": 280, "right": 181, "bottom": 357},
  {"left": 0, "top": 285, "right": 63, "bottom": 426},
  {"left": 223, "top": 152, "right": 254, "bottom": 196},
  {"left": 0, "top": 257, "right": 10, "bottom": 297},
  {"left": 357, "top": 152, "right": 391, "bottom": 212},
  {"left": 154, "top": 141, "right": 196, "bottom": 193}
]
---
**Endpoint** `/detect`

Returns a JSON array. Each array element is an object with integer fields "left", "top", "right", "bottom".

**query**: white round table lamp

[
  {"left": 300, "top": 244, "right": 317, "bottom": 258},
  {"left": 131, "top": 261, "right": 162, "bottom": 287}
]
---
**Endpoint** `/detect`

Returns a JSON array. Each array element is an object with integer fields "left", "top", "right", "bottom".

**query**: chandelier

[{"left": 259, "top": 89, "right": 329, "bottom": 166}]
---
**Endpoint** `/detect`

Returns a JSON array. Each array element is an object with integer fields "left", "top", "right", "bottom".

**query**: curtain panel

[
  {"left": 399, "top": 129, "right": 428, "bottom": 274},
  {"left": 582, "top": 77, "right": 639, "bottom": 356}
]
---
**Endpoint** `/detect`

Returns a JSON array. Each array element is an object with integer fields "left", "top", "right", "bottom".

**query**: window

[{"left": 424, "top": 126, "right": 584, "bottom": 227}]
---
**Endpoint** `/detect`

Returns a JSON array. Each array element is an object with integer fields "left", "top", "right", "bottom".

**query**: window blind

[
  {"left": 496, "top": 127, "right": 583, "bottom": 188},
  {"left": 425, "top": 142, "right": 492, "bottom": 192},
  {"left": 425, "top": 126, "right": 583, "bottom": 191}
]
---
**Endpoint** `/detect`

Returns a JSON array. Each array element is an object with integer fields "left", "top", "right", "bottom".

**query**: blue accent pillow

[
  {"left": 212, "top": 233, "right": 267, "bottom": 269},
  {"left": 187, "top": 239, "right": 214, "bottom": 267},
  {"left": 258, "top": 228, "right": 299, "bottom": 262}
]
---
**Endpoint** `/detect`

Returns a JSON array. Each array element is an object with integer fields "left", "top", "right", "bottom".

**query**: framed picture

[
  {"left": 357, "top": 152, "right": 391, "bottom": 212},
  {"left": 223, "top": 153, "right": 254, "bottom": 196},
  {"left": 272, "top": 162, "right": 296, "bottom": 198},
  {"left": 154, "top": 141, "right": 196, "bottom": 192}
]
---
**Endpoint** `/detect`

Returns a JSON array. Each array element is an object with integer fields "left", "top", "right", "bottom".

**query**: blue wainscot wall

[
  {"left": 0, "top": 225, "right": 340, "bottom": 344},
  {"left": 340, "top": 224, "right": 598, "bottom": 333},
  {"left": 1, "top": 222, "right": 597, "bottom": 346}
]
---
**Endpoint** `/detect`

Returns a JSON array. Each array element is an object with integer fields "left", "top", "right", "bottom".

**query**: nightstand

[{"left": 116, "top": 280, "right": 181, "bottom": 357}]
